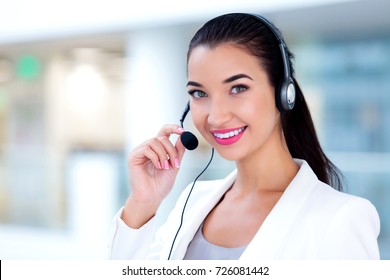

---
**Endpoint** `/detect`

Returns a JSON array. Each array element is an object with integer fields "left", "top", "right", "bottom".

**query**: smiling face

[{"left": 187, "top": 43, "right": 283, "bottom": 162}]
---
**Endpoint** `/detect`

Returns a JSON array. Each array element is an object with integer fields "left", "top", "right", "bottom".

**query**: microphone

[
  {"left": 168, "top": 101, "right": 214, "bottom": 259},
  {"left": 180, "top": 101, "right": 199, "bottom": 150},
  {"left": 181, "top": 131, "right": 198, "bottom": 150}
]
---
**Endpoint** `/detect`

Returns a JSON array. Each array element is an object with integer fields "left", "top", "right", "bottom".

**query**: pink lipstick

[{"left": 210, "top": 126, "right": 247, "bottom": 145}]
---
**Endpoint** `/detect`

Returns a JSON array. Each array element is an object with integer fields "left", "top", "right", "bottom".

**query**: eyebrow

[
  {"left": 187, "top": 73, "right": 253, "bottom": 87},
  {"left": 223, "top": 73, "right": 253, "bottom": 84},
  {"left": 187, "top": 81, "right": 203, "bottom": 87}
]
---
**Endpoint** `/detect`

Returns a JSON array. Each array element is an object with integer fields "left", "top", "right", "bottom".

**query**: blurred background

[{"left": 0, "top": 0, "right": 389, "bottom": 259}]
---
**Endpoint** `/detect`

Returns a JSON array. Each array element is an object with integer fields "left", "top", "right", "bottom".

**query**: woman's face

[{"left": 187, "top": 43, "right": 282, "bottom": 161}]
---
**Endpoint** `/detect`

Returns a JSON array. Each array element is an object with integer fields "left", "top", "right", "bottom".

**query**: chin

[{"left": 213, "top": 145, "right": 247, "bottom": 162}]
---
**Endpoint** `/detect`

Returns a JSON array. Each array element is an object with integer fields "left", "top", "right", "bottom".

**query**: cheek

[
  {"left": 245, "top": 93, "right": 279, "bottom": 130},
  {"left": 243, "top": 95, "right": 270, "bottom": 119},
  {"left": 190, "top": 105, "right": 207, "bottom": 133},
  {"left": 191, "top": 112, "right": 201, "bottom": 131}
]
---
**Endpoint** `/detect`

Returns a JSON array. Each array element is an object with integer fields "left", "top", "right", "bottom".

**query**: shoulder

[
  {"left": 313, "top": 182, "right": 380, "bottom": 258},
  {"left": 312, "top": 180, "right": 369, "bottom": 207},
  {"left": 310, "top": 178, "right": 379, "bottom": 223},
  {"left": 299, "top": 160, "right": 379, "bottom": 226},
  {"left": 319, "top": 179, "right": 379, "bottom": 226},
  {"left": 294, "top": 159, "right": 378, "bottom": 217},
  {"left": 292, "top": 159, "right": 380, "bottom": 239},
  {"left": 286, "top": 160, "right": 380, "bottom": 259},
  {"left": 296, "top": 161, "right": 380, "bottom": 258}
]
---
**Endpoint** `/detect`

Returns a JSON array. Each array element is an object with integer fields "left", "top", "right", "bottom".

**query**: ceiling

[
  {"left": 0, "top": 0, "right": 388, "bottom": 50},
  {"left": 270, "top": 0, "right": 390, "bottom": 42}
]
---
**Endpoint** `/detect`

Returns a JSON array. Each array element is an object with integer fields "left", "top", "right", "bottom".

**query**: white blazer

[{"left": 109, "top": 159, "right": 380, "bottom": 260}]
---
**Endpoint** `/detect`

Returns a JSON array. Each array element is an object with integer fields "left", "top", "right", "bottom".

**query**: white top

[{"left": 108, "top": 159, "right": 380, "bottom": 260}]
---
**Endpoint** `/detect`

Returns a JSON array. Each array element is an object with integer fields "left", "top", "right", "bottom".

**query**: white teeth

[{"left": 213, "top": 127, "right": 245, "bottom": 139}]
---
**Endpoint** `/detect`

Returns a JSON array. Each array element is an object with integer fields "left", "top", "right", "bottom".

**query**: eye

[
  {"left": 231, "top": 85, "right": 248, "bottom": 94},
  {"left": 188, "top": 90, "right": 208, "bottom": 99}
]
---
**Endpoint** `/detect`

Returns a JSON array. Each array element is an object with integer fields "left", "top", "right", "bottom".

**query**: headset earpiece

[
  {"left": 278, "top": 76, "right": 296, "bottom": 112},
  {"left": 251, "top": 14, "right": 296, "bottom": 113}
]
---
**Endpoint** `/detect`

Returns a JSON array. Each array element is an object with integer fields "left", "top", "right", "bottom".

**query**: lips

[{"left": 210, "top": 126, "right": 247, "bottom": 145}]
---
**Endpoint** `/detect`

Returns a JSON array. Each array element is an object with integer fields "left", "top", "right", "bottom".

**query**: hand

[{"left": 123, "top": 125, "right": 186, "bottom": 228}]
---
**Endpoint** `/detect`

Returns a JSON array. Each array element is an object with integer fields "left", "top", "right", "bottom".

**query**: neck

[{"left": 234, "top": 133, "right": 299, "bottom": 195}]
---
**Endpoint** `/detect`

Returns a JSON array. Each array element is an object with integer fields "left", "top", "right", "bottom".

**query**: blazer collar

[
  {"left": 169, "top": 159, "right": 318, "bottom": 260},
  {"left": 240, "top": 159, "right": 318, "bottom": 259}
]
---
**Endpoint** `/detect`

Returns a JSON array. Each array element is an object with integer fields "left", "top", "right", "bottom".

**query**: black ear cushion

[
  {"left": 275, "top": 81, "right": 286, "bottom": 113},
  {"left": 275, "top": 79, "right": 295, "bottom": 113},
  {"left": 275, "top": 81, "right": 288, "bottom": 113}
]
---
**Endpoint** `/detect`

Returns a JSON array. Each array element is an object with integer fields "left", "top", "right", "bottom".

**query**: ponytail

[{"left": 282, "top": 78, "right": 343, "bottom": 191}]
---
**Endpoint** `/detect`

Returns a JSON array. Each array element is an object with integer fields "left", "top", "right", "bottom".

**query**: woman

[{"left": 109, "top": 13, "right": 380, "bottom": 260}]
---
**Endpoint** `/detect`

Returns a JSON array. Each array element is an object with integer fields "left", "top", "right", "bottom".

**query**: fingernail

[
  {"left": 174, "top": 158, "right": 180, "bottom": 168},
  {"left": 163, "top": 160, "right": 170, "bottom": 170},
  {"left": 156, "top": 161, "right": 162, "bottom": 169},
  {"left": 177, "top": 127, "right": 185, "bottom": 133}
]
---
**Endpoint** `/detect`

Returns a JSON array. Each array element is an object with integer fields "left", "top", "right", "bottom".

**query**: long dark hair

[{"left": 187, "top": 13, "right": 343, "bottom": 191}]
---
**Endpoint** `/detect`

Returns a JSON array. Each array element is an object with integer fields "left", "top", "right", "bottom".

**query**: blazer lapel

[
  {"left": 169, "top": 170, "right": 237, "bottom": 259},
  {"left": 167, "top": 160, "right": 318, "bottom": 260},
  {"left": 240, "top": 160, "right": 317, "bottom": 259}
]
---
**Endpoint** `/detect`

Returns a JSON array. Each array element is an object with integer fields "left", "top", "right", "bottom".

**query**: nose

[{"left": 207, "top": 97, "right": 233, "bottom": 128}]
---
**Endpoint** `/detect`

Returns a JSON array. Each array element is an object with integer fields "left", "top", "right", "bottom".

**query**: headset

[
  {"left": 170, "top": 13, "right": 295, "bottom": 259},
  {"left": 179, "top": 13, "right": 296, "bottom": 149},
  {"left": 251, "top": 13, "right": 296, "bottom": 112}
]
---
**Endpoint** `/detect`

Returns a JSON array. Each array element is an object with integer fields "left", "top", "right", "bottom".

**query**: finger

[
  {"left": 149, "top": 137, "right": 173, "bottom": 169},
  {"left": 158, "top": 136, "right": 181, "bottom": 169},
  {"left": 143, "top": 145, "right": 163, "bottom": 169},
  {"left": 130, "top": 144, "right": 162, "bottom": 170},
  {"left": 157, "top": 124, "right": 185, "bottom": 138}
]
